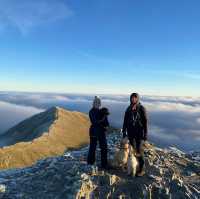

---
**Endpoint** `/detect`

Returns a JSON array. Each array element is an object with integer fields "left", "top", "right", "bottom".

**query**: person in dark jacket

[
  {"left": 122, "top": 93, "right": 148, "bottom": 176},
  {"left": 87, "top": 96, "right": 110, "bottom": 169}
]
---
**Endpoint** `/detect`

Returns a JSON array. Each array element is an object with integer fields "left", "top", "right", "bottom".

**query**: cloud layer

[
  {"left": 0, "top": 91, "right": 199, "bottom": 152},
  {"left": 0, "top": 100, "right": 43, "bottom": 135},
  {"left": 0, "top": 0, "right": 73, "bottom": 34}
]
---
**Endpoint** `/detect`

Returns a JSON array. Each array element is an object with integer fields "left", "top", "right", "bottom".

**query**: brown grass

[{"left": 0, "top": 107, "right": 90, "bottom": 170}]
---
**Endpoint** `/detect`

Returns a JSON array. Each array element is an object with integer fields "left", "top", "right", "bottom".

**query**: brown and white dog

[
  {"left": 127, "top": 144, "right": 139, "bottom": 177},
  {"left": 112, "top": 137, "right": 129, "bottom": 171}
]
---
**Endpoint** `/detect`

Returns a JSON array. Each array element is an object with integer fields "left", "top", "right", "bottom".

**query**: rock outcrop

[{"left": 0, "top": 132, "right": 199, "bottom": 199}]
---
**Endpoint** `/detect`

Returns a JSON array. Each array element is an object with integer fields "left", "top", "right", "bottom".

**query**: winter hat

[
  {"left": 93, "top": 96, "right": 101, "bottom": 108},
  {"left": 130, "top": 93, "right": 140, "bottom": 104}
]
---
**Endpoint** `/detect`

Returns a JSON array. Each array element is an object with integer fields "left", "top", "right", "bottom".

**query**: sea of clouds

[{"left": 0, "top": 91, "right": 199, "bottom": 152}]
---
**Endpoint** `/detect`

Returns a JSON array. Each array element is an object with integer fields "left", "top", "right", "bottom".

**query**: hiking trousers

[{"left": 87, "top": 133, "right": 107, "bottom": 168}]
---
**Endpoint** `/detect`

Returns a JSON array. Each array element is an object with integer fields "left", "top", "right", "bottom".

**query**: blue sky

[{"left": 0, "top": 0, "right": 200, "bottom": 96}]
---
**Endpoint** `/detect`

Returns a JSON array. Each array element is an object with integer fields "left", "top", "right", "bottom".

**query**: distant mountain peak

[
  {"left": 47, "top": 106, "right": 63, "bottom": 112},
  {"left": 0, "top": 107, "right": 90, "bottom": 169}
]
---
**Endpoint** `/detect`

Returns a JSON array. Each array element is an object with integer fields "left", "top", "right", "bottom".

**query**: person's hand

[{"left": 122, "top": 132, "right": 127, "bottom": 138}]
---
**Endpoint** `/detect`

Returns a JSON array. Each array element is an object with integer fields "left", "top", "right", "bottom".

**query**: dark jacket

[
  {"left": 89, "top": 108, "right": 109, "bottom": 137},
  {"left": 122, "top": 103, "right": 148, "bottom": 140}
]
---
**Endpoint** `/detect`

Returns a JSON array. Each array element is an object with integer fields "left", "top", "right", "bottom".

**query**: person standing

[
  {"left": 122, "top": 93, "right": 148, "bottom": 176},
  {"left": 87, "top": 96, "right": 109, "bottom": 169}
]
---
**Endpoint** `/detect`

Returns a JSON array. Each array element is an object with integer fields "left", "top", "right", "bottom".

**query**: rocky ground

[{"left": 0, "top": 132, "right": 199, "bottom": 199}]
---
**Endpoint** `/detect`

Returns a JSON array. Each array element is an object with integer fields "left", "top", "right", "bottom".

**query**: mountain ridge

[
  {"left": 0, "top": 107, "right": 90, "bottom": 169},
  {"left": 0, "top": 107, "right": 199, "bottom": 198},
  {"left": 0, "top": 106, "right": 58, "bottom": 147}
]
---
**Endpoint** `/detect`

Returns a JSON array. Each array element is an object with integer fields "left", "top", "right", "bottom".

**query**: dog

[
  {"left": 127, "top": 144, "right": 139, "bottom": 177},
  {"left": 112, "top": 137, "right": 129, "bottom": 171},
  {"left": 100, "top": 107, "right": 110, "bottom": 116}
]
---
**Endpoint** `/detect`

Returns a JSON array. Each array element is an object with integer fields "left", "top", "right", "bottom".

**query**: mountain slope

[
  {"left": 0, "top": 107, "right": 90, "bottom": 169},
  {"left": 0, "top": 107, "right": 58, "bottom": 147},
  {"left": 0, "top": 133, "right": 199, "bottom": 199}
]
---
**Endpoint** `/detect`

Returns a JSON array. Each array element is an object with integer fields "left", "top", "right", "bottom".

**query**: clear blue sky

[{"left": 0, "top": 0, "right": 200, "bottom": 96}]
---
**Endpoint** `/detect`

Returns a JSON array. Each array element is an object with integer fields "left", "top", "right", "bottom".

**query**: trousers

[{"left": 87, "top": 133, "right": 107, "bottom": 167}]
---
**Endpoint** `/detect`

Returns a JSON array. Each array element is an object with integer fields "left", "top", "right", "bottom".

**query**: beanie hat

[{"left": 93, "top": 96, "right": 101, "bottom": 108}]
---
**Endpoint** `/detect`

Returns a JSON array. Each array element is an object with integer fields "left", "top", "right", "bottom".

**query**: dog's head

[
  {"left": 120, "top": 137, "right": 129, "bottom": 149},
  {"left": 100, "top": 107, "right": 110, "bottom": 116},
  {"left": 121, "top": 137, "right": 129, "bottom": 145}
]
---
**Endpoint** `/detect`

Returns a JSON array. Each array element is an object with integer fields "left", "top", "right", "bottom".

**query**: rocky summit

[{"left": 0, "top": 132, "right": 199, "bottom": 199}]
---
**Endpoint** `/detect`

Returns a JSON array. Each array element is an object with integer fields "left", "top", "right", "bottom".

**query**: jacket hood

[{"left": 130, "top": 93, "right": 140, "bottom": 105}]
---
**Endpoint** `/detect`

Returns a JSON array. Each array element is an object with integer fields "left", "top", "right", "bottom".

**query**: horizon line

[{"left": 0, "top": 89, "right": 199, "bottom": 98}]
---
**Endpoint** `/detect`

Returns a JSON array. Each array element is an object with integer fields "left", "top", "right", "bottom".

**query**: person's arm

[
  {"left": 141, "top": 106, "right": 148, "bottom": 141},
  {"left": 99, "top": 116, "right": 109, "bottom": 130},
  {"left": 104, "top": 117, "right": 109, "bottom": 128},
  {"left": 89, "top": 110, "right": 100, "bottom": 125},
  {"left": 122, "top": 109, "right": 128, "bottom": 137}
]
